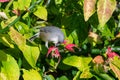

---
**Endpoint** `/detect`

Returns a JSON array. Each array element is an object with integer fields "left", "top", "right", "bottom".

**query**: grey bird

[{"left": 29, "top": 26, "right": 65, "bottom": 48}]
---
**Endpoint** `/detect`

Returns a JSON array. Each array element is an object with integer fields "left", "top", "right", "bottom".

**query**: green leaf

[
  {"left": 71, "top": 30, "right": 79, "bottom": 46},
  {"left": 46, "top": 58, "right": 57, "bottom": 68},
  {"left": 63, "top": 56, "right": 92, "bottom": 71},
  {"left": 13, "top": 0, "right": 31, "bottom": 10},
  {"left": 56, "top": 76, "right": 69, "bottom": 80},
  {"left": 99, "top": 24, "right": 114, "bottom": 39},
  {"left": 97, "top": 0, "right": 116, "bottom": 27},
  {"left": 93, "top": 74, "right": 103, "bottom": 80},
  {"left": 83, "top": 0, "right": 96, "bottom": 21},
  {"left": 99, "top": 74, "right": 114, "bottom": 80},
  {"left": 45, "top": 75, "right": 55, "bottom": 80},
  {"left": 34, "top": 6, "right": 47, "bottom": 21},
  {"left": 22, "top": 69, "right": 42, "bottom": 80},
  {"left": 0, "top": 50, "right": 7, "bottom": 61},
  {"left": 61, "top": 28, "right": 73, "bottom": 43},
  {"left": 9, "top": 27, "right": 40, "bottom": 68},
  {"left": 62, "top": 14, "right": 88, "bottom": 43},
  {"left": 58, "top": 60, "right": 72, "bottom": 70},
  {"left": 0, "top": 54, "right": 20, "bottom": 80}
]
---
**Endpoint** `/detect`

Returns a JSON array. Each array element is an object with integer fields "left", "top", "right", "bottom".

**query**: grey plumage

[{"left": 29, "top": 26, "right": 65, "bottom": 48}]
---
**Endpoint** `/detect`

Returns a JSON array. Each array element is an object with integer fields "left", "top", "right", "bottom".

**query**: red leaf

[
  {"left": 65, "top": 44, "right": 77, "bottom": 52},
  {"left": 0, "top": 0, "right": 9, "bottom": 2},
  {"left": 106, "top": 47, "right": 119, "bottom": 58},
  {"left": 47, "top": 46, "right": 60, "bottom": 58}
]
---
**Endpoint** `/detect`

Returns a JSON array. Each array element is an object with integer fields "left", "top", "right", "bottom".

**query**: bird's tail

[{"left": 29, "top": 32, "right": 40, "bottom": 41}]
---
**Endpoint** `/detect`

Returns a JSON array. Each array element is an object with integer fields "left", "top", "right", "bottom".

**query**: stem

[
  {"left": 44, "top": 0, "right": 51, "bottom": 7},
  {"left": 28, "top": 0, "right": 42, "bottom": 11},
  {"left": 55, "top": 56, "right": 61, "bottom": 69}
]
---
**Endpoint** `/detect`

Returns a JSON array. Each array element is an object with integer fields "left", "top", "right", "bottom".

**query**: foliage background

[{"left": 0, "top": 0, "right": 120, "bottom": 80}]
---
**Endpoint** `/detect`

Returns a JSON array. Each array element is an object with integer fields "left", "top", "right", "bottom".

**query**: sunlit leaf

[
  {"left": 22, "top": 69, "right": 42, "bottom": 80},
  {"left": 22, "top": 45, "right": 40, "bottom": 67},
  {"left": 9, "top": 27, "right": 40, "bottom": 68},
  {"left": 0, "top": 72, "right": 7, "bottom": 80},
  {"left": 110, "top": 63, "right": 120, "bottom": 80},
  {"left": 9, "top": 27, "right": 26, "bottom": 45},
  {"left": 0, "top": 50, "right": 7, "bottom": 61},
  {"left": 111, "top": 56, "right": 120, "bottom": 70},
  {"left": 13, "top": 0, "right": 31, "bottom": 10},
  {"left": 97, "top": 0, "right": 116, "bottom": 27},
  {"left": 0, "top": 54, "right": 20, "bottom": 80},
  {"left": 80, "top": 68, "right": 93, "bottom": 78},
  {"left": 34, "top": 6, "right": 47, "bottom": 21},
  {"left": 1, "top": 16, "right": 17, "bottom": 29},
  {"left": 15, "top": 21, "right": 29, "bottom": 34},
  {"left": 83, "top": 0, "right": 96, "bottom": 21},
  {"left": 63, "top": 56, "right": 92, "bottom": 71},
  {"left": 0, "top": 34, "right": 14, "bottom": 48}
]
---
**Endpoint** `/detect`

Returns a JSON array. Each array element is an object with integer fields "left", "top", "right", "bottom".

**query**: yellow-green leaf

[
  {"left": 97, "top": 0, "right": 116, "bottom": 27},
  {"left": 0, "top": 54, "right": 20, "bottom": 80},
  {"left": 9, "top": 27, "right": 26, "bottom": 46},
  {"left": 22, "top": 69, "right": 42, "bottom": 80},
  {"left": 15, "top": 21, "right": 29, "bottom": 34},
  {"left": 0, "top": 34, "right": 14, "bottom": 48},
  {"left": 13, "top": 0, "right": 31, "bottom": 10},
  {"left": 63, "top": 56, "right": 92, "bottom": 71},
  {"left": 9, "top": 27, "right": 40, "bottom": 68},
  {"left": 83, "top": 0, "right": 96, "bottom": 21},
  {"left": 22, "top": 45, "right": 40, "bottom": 67},
  {"left": 80, "top": 69, "right": 93, "bottom": 78},
  {"left": 34, "top": 6, "right": 47, "bottom": 21},
  {"left": 1, "top": 16, "right": 17, "bottom": 29}
]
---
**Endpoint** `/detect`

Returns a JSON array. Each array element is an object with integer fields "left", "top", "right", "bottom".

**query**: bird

[{"left": 29, "top": 26, "right": 65, "bottom": 48}]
